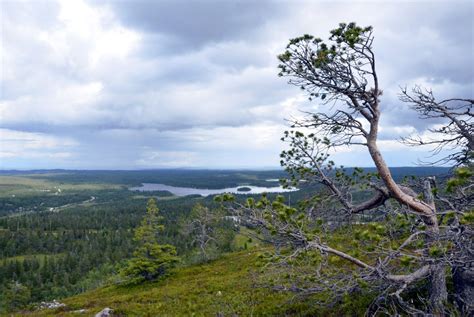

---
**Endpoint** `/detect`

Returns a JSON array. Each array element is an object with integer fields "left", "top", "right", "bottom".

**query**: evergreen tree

[
  {"left": 2, "top": 282, "right": 31, "bottom": 311},
  {"left": 121, "top": 199, "right": 179, "bottom": 283}
]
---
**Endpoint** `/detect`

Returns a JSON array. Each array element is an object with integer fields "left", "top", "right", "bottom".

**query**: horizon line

[{"left": 0, "top": 166, "right": 452, "bottom": 172}]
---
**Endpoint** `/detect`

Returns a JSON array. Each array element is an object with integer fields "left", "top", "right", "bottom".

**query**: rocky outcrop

[
  {"left": 38, "top": 300, "right": 66, "bottom": 310},
  {"left": 95, "top": 307, "right": 114, "bottom": 317}
]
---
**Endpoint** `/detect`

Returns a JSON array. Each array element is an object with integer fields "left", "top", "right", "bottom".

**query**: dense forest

[
  {"left": 0, "top": 168, "right": 453, "bottom": 313},
  {"left": 0, "top": 170, "right": 301, "bottom": 311}
]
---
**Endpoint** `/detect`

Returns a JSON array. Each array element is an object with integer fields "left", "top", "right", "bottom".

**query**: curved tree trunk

[{"left": 367, "top": 128, "right": 448, "bottom": 314}]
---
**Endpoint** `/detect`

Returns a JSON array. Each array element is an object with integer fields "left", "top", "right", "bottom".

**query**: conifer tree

[
  {"left": 121, "top": 199, "right": 179, "bottom": 282},
  {"left": 223, "top": 22, "right": 473, "bottom": 315},
  {"left": 2, "top": 282, "right": 31, "bottom": 311}
]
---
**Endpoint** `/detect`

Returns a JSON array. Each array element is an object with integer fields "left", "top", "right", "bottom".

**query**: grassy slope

[
  {"left": 0, "top": 175, "right": 120, "bottom": 197},
  {"left": 13, "top": 249, "right": 349, "bottom": 317},
  {"left": 10, "top": 226, "right": 377, "bottom": 317}
]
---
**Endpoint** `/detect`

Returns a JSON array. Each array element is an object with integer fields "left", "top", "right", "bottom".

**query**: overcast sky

[{"left": 0, "top": 0, "right": 473, "bottom": 169}]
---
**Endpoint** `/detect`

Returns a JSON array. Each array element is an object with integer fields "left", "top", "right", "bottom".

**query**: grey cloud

[
  {"left": 374, "top": 1, "right": 474, "bottom": 86},
  {"left": 98, "top": 0, "right": 282, "bottom": 53},
  {"left": 1, "top": 0, "right": 473, "bottom": 169}
]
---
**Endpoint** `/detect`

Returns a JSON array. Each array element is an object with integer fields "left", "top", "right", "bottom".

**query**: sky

[{"left": 0, "top": 0, "right": 473, "bottom": 170}]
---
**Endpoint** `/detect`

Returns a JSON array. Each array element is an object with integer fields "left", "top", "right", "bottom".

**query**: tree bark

[
  {"left": 368, "top": 132, "right": 449, "bottom": 314},
  {"left": 423, "top": 179, "right": 448, "bottom": 316},
  {"left": 452, "top": 222, "right": 474, "bottom": 315},
  {"left": 453, "top": 266, "right": 474, "bottom": 314},
  {"left": 429, "top": 261, "right": 448, "bottom": 316}
]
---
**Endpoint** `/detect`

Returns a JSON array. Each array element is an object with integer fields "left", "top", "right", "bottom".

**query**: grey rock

[
  {"left": 38, "top": 300, "right": 66, "bottom": 310},
  {"left": 95, "top": 307, "right": 113, "bottom": 317}
]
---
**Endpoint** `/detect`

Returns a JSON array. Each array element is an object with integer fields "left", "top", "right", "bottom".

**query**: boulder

[{"left": 95, "top": 307, "right": 113, "bottom": 317}]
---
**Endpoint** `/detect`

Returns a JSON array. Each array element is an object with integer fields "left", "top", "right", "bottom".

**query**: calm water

[{"left": 129, "top": 183, "right": 298, "bottom": 197}]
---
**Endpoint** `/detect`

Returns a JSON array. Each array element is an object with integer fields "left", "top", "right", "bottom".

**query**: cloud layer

[{"left": 1, "top": 0, "right": 473, "bottom": 169}]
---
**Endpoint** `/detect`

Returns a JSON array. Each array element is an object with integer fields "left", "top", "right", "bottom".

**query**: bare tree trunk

[
  {"left": 452, "top": 225, "right": 474, "bottom": 314},
  {"left": 367, "top": 137, "right": 449, "bottom": 314},
  {"left": 428, "top": 258, "right": 448, "bottom": 316},
  {"left": 453, "top": 266, "right": 474, "bottom": 314},
  {"left": 424, "top": 179, "right": 448, "bottom": 316}
]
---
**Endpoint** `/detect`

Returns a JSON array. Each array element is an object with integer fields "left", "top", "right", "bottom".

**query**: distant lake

[{"left": 129, "top": 183, "right": 298, "bottom": 197}]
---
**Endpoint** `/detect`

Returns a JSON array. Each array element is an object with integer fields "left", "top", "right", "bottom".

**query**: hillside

[
  {"left": 12, "top": 249, "right": 365, "bottom": 317},
  {"left": 0, "top": 168, "right": 463, "bottom": 315}
]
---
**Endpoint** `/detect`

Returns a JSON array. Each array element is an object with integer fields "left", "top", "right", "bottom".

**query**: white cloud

[
  {"left": 1, "top": 0, "right": 140, "bottom": 126},
  {"left": 136, "top": 150, "right": 199, "bottom": 168},
  {"left": 0, "top": 0, "right": 471, "bottom": 168},
  {"left": 0, "top": 129, "right": 77, "bottom": 162}
]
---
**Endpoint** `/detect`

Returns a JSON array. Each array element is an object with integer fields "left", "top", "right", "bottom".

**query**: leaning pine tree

[
  {"left": 220, "top": 23, "right": 473, "bottom": 316},
  {"left": 122, "top": 198, "right": 179, "bottom": 283}
]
